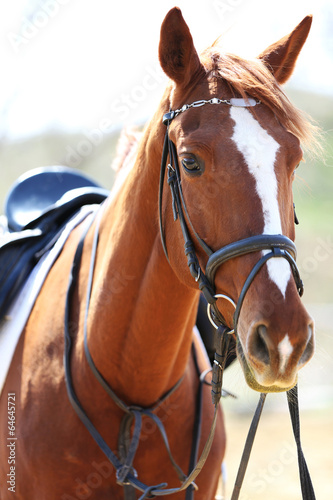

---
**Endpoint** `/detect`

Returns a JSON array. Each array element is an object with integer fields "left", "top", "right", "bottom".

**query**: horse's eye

[
  {"left": 181, "top": 157, "right": 200, "bottom": 173},
  {"left": 293, "top": 162, "right": 300, "bottom": 177}
]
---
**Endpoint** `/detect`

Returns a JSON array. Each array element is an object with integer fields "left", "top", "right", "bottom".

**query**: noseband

[{"left": 159, "top": 97, "right": 304, "bottom": 336}]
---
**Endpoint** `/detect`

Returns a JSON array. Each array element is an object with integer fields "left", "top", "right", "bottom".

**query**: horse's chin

[{"left": 236, "top": 342, "right": 297, "bottom": 394}]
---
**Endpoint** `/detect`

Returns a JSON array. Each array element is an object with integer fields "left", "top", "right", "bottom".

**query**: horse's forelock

[{"left": 199, "top": 47, "right": 320, "bottom": 155}]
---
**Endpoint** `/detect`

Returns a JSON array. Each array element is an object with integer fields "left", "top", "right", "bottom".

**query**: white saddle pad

[{"left": 0, "top": 206, "right": 97, "bottom": 395}]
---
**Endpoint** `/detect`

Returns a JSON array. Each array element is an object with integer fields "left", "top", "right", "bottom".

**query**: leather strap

[
  {"left": 205, "top": 234, "right": 297, "bottom": 280},
  {"left": 185, "top": 345, "right": 206, "bottom": 500},
  {"left": 230, "top": 393, "right": 267, "bottom": 500},
  {"left": 158, "top": 132, "right": 171, "bottom": 262},
  {"left": 232, "top": 246, "right": 303, "bottom": 334},
  {"left": 230, "top": 387, "right": 316, "bottom": 500},
  {"left": 287, "top": 387, "right": 316, "bottom": 499}
]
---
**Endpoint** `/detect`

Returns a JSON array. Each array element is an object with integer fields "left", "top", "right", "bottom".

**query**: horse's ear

[
  {"left": 159, "top": 7, "right": 203, "bottom": 86},
  {"left": 259, "top": 15, "right": 312, "bottom": 85}
]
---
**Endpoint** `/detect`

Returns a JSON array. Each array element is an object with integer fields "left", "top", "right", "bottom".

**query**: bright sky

[{"left": 0, "top": 0, "right": 332, "bottom": 139}]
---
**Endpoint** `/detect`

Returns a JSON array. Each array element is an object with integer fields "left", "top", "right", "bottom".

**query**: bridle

[
  {"left": 63, "top": 97, "right": 316, "bottom": 500},
  {"left": 159, "top": 96, "right": 304, "bottom": 337},
  {"left": 159, "top": 96, "right": 315, "bottom": 499}
]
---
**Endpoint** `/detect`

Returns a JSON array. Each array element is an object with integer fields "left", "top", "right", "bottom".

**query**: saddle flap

[{"left": 0, "top": 232, "right": 47, "bottom": 320}]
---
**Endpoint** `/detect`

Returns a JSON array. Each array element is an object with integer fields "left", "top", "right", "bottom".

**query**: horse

[{"left": 0, "top": 7, "right": 317, "bottom": 499}]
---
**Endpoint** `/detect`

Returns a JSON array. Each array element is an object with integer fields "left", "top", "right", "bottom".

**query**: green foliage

[{"left": 289, "top": 89, "right": 333, "bottom": 303}]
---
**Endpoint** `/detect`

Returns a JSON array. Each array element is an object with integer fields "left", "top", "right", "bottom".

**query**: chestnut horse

[{"left": 0, "top": 8, "right": 316, "bottom": 500}]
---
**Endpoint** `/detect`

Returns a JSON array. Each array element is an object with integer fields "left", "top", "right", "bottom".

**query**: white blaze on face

[
  {"left": 230, "top": 107, "right": 291, "bottom": 297},
  {"left": 278, "top": 334, "right": 293, "bottom": 373}
]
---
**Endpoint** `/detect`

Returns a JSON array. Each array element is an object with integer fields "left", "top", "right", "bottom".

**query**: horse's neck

[{"left": 78, "top": 120, "right": 199, "bottom": 407}]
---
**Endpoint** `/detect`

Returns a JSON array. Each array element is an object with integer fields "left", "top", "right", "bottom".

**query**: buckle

[
  {"left": 116, "top": 464, "right": 138, "bottom": 485},
  {"left": 207, "top": 294, "right": 236, "bottom": 332},
  {"left": 162, "top": 111, "right": 175, "bottom": 125}
]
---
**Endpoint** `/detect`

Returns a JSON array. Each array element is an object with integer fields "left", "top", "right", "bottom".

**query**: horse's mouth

[{"left": 236, "top": 341, "right": 297, "bottom": 394}]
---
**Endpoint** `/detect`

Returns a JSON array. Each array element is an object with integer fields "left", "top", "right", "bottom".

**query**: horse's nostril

[
  {"left": 299, "top": 322, "right": 315, "bottom": 366},
  {"left": 250, "top": 324, "right": 270, "bottom": 365}
]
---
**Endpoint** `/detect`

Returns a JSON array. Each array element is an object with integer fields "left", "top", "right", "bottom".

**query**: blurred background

[{"left": 0, "top": 0, "right": 332, "bottom": 498}]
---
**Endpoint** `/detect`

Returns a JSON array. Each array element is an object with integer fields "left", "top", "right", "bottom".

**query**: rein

[{"left": 63, "top": 96, "right": 316, "bottom": 499}]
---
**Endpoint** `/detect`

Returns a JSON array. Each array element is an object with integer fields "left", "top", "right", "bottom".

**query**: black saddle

[
  {"left": 0, "top": 166, "right": 109, "bottom": 320},
  {"left": 5, "top": 166, "right": 108, "bottom": 232}
]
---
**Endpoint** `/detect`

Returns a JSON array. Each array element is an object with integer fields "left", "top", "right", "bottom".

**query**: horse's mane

[
  {"left": 112, "top": 127, "right": 142, "bottom": 173},
  {"left": 200, "top": 46, "right": 320, "bottom": 154}
]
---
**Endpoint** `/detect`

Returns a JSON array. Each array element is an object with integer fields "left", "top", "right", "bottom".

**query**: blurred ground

[{"left": 222, "top": 406, "right": 333, "bottom": 500}]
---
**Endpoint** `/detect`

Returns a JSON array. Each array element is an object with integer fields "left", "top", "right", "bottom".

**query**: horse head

[{"left": 158, "top": 8, "right": 315, "bottom": 393}]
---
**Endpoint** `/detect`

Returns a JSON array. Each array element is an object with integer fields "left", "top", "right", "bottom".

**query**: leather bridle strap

[
  {"left": 230, "top": 392, "right": 267, "bottom": 500},
  {"left": 205, "top": 233, "right": 298, "bottom": 277},
  {"left": 159, "top": 131, "right": 216, "bottom": 306},
  {"left": 287, "top": 386, "right": 316, "bottom": 499},
  {"left": 230, "top": 386, "right": 316, "bottom": 500},
  {"left": 205, "top": 234, "right": 304, "bottom": 333}
]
